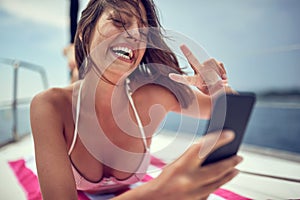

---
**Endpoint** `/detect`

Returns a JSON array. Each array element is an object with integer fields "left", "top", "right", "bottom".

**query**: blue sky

[
  {"left": 0, "top": 0, "right": 299, "bottom": 101},
  {"left": 155, "top": 0, "right": 300, "bottom": 92}
]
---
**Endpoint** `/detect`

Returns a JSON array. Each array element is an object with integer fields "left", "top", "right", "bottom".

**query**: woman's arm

[
  {"left": 30, "top": 90, "right": 78, "bottom": 200},
  {"left": 113, "top": 130, "right": 242, "bottom": 200},
  {"left": 176, "top": 84, "right": 236, "bottom": 120}
]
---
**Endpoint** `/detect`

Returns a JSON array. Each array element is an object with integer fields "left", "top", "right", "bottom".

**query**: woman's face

[{"left": 89, "top": 2, "right": 148, "bottom": 80}]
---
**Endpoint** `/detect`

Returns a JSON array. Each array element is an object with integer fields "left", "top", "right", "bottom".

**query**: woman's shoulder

[
  {"left": 133, "top": 83, "right": 180, "bottom": 111},
  {"left": 30, "top": 84, "right": 74, "bottom": 117}
]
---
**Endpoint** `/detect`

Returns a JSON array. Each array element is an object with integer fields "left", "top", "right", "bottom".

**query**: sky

[
  {"left": 0, "top": 0, "right": 299, "bottom": 102},
  {"left": 155, "top": 0, "right": 300, "bottom": 92}
]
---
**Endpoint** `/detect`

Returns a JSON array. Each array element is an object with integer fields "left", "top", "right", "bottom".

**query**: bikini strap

[
  {"left": 68, "top": 79, "right": 149, "bottom": 154},
  {"left": 68, "top": 81, "right": 84, "bottom": 155},
  {"left": 125, "top": 79, "right": 150, "bottom": 151}
]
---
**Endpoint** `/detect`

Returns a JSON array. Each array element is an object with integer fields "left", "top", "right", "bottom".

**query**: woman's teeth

[{"left": 112, "top": 46, "right": 133, "bottom": 60}]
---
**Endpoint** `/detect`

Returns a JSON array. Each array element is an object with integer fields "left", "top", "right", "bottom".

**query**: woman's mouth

[{"left": 111, "top": 45, "right": 134, "bottom": 63}]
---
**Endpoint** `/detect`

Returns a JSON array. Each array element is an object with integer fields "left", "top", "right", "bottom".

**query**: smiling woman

[{"left": 30, "top": 0, "right": 239, "bottom": 199}]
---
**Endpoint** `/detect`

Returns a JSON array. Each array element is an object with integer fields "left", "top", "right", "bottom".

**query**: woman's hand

[
  {"left": 140, "top": 130, "right": 242, "bottom": 200},
  {"left": 169, "top": 45, "right": 234, "bottom": 95}
]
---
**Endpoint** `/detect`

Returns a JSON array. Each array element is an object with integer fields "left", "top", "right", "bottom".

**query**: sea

[{"left": 161, "top": 100, "right": 300, "bottom": 155}]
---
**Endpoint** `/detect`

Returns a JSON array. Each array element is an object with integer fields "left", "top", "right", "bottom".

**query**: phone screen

[{"left": 201, "top": 92, "right": 256, "bottom": 166}]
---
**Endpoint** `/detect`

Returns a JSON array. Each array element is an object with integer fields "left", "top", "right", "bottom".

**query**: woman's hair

[{"left": 74, "top": 0, "right": 194, "bottom": 108}]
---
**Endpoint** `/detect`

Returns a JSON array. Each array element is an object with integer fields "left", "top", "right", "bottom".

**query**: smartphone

[{"left": 201, "top": 92, "right": 256, "bottom": 166}]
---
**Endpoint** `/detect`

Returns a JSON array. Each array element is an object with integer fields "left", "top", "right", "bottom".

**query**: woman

[{"left": 30, "top": 0, "right": 242, "bottom": 199}]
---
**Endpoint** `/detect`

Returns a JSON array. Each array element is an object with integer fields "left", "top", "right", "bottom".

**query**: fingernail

[
  {"left": 223, "top": 130, "right": 234, "bottom": 139},
  {"left": 180, "top": 44, "right": 187, "bottom": 50},
  {"left": 180, "top": 45, "right": 189, "bottom": 54},
  {"left": 237, "top": 156, "right": 243, "bottom": 163}
]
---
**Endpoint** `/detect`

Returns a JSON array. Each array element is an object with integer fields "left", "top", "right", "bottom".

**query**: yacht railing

[{"left": 0, "top": 58, "right": 49, "bottom": 146}]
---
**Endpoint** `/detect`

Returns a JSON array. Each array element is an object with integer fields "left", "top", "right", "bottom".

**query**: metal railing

[{"left": 0, "top": 58, "right": 49, "bottom": 146}]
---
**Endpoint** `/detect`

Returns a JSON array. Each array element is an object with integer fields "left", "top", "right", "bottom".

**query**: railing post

[
  {"left": 12, "top": 60, "right": 19, "bottom": 141},
  {"left": 0, "top": 57, "right": 49, "bottom": 146}
]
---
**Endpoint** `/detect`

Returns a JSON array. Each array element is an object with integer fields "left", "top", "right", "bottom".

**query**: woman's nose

[{"left": 127, "top": 27, "right": 142, "bottom": 41}]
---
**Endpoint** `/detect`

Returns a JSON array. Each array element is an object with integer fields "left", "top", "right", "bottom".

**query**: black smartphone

[{"left": 201, "top": 92, "right": 256, "bottom": 166}]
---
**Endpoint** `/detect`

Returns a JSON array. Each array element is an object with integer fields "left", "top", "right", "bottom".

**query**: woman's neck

[{"left": 95, "top": 77, "right": 129, "bottom": 113}]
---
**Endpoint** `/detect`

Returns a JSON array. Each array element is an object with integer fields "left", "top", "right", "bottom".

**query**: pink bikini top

[{"left": 68, "top": 80, "right": 151, "bottom": 194}]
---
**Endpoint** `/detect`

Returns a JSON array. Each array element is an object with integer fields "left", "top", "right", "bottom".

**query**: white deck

[{"left": 0, "top": 134, "right": 299, "bottom": 199}]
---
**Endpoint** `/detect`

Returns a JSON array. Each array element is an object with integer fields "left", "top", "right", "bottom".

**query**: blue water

[
  {"left": 244, "top": 105, "right": 300, "bottom": 153},
  {"left": 0, "top": 105, "right": 30, "bottom": 145},
  {"left": 161, "top": 104, "right": 300, "bottom": 154}
]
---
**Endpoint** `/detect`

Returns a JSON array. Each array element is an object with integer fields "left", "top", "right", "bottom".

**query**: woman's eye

[{"left": 111, "top": 18, "right": 126, "bottom": 27}]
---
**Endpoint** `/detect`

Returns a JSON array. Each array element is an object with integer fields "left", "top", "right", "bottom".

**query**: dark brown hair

[{"left": 74, "top": 0, "right": 194, "bottom": 108}]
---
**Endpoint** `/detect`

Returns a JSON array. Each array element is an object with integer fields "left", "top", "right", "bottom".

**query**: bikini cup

[{"left": 70, "top": 152, "right": 150, "bottom": 193}]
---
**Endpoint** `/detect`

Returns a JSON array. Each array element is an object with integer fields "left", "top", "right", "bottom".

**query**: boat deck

[{"left": 0, "top": 133, "right": 299, "bottom": 199}]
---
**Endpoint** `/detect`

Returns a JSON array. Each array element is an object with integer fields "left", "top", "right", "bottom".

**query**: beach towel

[{"left": 8, "top": 155, "right": 251, "bottom": 200}]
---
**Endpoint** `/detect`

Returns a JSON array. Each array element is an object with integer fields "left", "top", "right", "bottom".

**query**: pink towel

[{"left": 8, "top": 156, "right": 251, "bottom": 200}]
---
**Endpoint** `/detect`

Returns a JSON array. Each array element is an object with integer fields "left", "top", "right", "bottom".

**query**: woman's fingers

[
  {"left": 200, "top": 80, "right": 224, "bottom": 95},
  {"left": 169, "top": 72, "right": 226, "bottom": 95},
  {"left": 199, "top": 169, "right": 239, "bottom": 196},
  {"left": 218, "top": 61, "right": 227, "bottom": 79},
  {"left": 195, "top": 155, "right": 243, "bottom": 185},
  {"left": 154, "top": 130, "right": 241, "bottom": 199},
  {"left": 169, "top": 73, "right": 202, "bottom": 86},
  {"left": 180, "top": 45, "right": 227, "bottom": 80},
  {"left": 190, "top": 169, "right": 239, "bottom": 200},
  {"left": 180, "top": 44, "right": 202, "bottom": 74},
  {"left": 178, "top": 130, "right": 235, "bottom": 166},
  {"left": 170, "top": 44, "right": 229, "bottom": 96},
  {"left": 197, "top": 130, "right": 235, "bottom": 165},
  {"left": 202, "top": 59, "right": 227, "bottom": 81}
]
